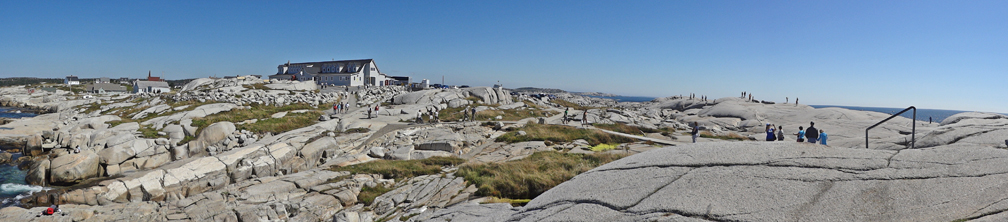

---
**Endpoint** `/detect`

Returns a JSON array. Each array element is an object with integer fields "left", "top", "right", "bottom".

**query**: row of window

[
  {"left": 317, "top": 76, "right": 360, "bottom": 81},
  {"left": 321, "top": 63, "right": 359, "bottom": 74}
]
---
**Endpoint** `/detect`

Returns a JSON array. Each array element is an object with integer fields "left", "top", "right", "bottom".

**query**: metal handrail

[{"left": 865, "top": 106, "right": 915, "bottom": 149}]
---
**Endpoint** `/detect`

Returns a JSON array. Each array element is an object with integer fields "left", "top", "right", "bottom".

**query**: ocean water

[
  {"left": 810, "top": 105, "right": 975, "bottom": 123},
  {"left": 584, "top": 95, "right": 657, "bottom": 102},
  {"left": 0, "top": 107, "right": 46, "bottom": 207}
]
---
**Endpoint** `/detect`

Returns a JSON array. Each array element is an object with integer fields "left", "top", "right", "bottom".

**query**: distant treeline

[
  {"left": 0, "top": 77, "right": 194, "bottom": 88},
  {"left": 0, "top": 78, "right": 65, "bottom": 87}
]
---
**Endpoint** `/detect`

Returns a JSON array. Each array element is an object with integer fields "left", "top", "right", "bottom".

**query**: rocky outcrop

[
  {"left": 417, "top": 142, "right": 1008, "bottom": 221},
  {"left": 917, "top": 112, "right": 1008, "bottom": 148},
  {"left": 24, "top": 158, "right": 48, "bottom": 186},
  {"left": 187, "top": 121, "right": 235, "bottom": 157},
  {"left": 266, "top": 80, "right": 318, "bottom": 91},
  {"left": 371, "top": 173, "right": 477, "bottom": 220},
  {"left": 48, "top": 151, "right": 101, "bottom": 185}
]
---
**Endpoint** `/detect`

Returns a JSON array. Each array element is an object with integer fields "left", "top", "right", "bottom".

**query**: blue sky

[{"left": 2, "top": 1, "right": 1006, "bottom": 113}]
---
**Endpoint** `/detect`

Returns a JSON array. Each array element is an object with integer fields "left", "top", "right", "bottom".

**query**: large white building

[{"left": 268, "top": 59, "right": 408, "bottom": 87}]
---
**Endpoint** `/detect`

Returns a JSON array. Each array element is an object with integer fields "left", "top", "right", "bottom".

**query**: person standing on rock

[
  {"left": 806, "top": 122, "right": 818, "bottom": 144},
  {"left": 367, "top": 108, "right": 372, "bottom": 119},
  {"left": 692, "top": 122, "right": 700, "bottom": 143},
  {"left": 777, "top": 125, "right": 785, "bottom": 141},
  {"left": 564, "top": 107, "right": 572, "bottom": 125},
  {"left": 795, "top": 126, "right": 805, "bottom": 142},
  {"left": 765, "top": 124, "right": 776, "bottom": 141},
  {"left": 471, "top": 107, "right": 477, "bottom": 122},
  {"left": 582, "top": 110, "right": 588, "bottom": 126},
  {"left": 818, "top": 129, "right": 828, "bottom": 146}
]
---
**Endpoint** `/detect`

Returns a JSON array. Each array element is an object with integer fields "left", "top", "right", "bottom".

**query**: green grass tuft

[
  {"left": 495, "top": 122, "right": 637, "bottom": 146},
  {"left": 456, "top": 151, "right": 627, "bottom": 200},
  {"left": 330, "top": 156, "right": 465, "bottom": 182}
]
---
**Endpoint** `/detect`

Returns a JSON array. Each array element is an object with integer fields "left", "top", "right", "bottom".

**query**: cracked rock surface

[{"left": 415, "top": 141, "right": 1008, "bottom": 221}]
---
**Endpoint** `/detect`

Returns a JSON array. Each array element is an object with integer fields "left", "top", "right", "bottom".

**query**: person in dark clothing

[{"left": 806, "top": 122, "right": 818, "bottom": 143}]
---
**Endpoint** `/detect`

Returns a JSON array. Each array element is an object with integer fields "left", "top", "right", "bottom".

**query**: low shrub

[
  {"left": 330, "top": 156, "right": 465, "bottom": 181},
  {"left": 699, "top": 131, "right": 749, "bottom": 141},
  {"left": 589, "top": 143, "right": 618, "bottom": 152},
  {"left": 358, "top": 185, "right": 394, "bottom": 206},
  {"left": 593, "top": 123, "right": 674, "bottom": 135},
  {"left": 457, "top": 151, "right": 627, "bottom": 200},
  {"left": 495, "top": 122, "right": 636, "bottom": 146}
]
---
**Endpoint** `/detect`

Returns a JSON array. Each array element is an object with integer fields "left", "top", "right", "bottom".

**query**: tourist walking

[
  {"left": 777, "top": 125, "right": 785, "bottom": 141},
  {"left": 765, "top": 124, "right": 776, "bottom": 141},
  {"left": 564, "top": 108, "right": 569, "bottom": 124},
  {"left": 795, "top": 126, "right": 805, "bottom": 142},
  {"left": 582, "top": 110, "right": 588, "bottom": 126},
  {"left": 819, "top": 129, "right": 828, "bottom": 146},
  {"left": 471, "top": 107, "right": 477, "bottom": 121},
  {"left": 806, "top": 122, "right": 819, "bottom": 143},
  {"left": 691, "top": 122, "right": 700, "bottom": 143}
]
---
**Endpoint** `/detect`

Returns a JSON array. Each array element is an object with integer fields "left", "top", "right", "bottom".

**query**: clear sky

[{"left": 2, "top": 1, "right": 1006, "bottom": 113}]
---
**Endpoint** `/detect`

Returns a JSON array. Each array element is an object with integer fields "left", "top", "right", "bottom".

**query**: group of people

[
  {"left": 332, "top": 102, "right": 351, "bottom": 114},
  {"left": 765, "top": 121, "right": 827, "bottom": 145},
  {"left": 367, "top": 104, "right": 380, "bottom": 119},
  {"left": 462, "top": 107, "right": 477, "bottom": 122}
]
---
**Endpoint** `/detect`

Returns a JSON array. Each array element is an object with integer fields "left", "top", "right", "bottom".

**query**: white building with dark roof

[
  {"left": 64, "top": 75, "right": 80, "bottom": 86},
  {"left": 133, "top": 81, "right": 170, "bottom": 93},
  {"left": 271, "top": 59, "right": 408, "bottom": 87}
]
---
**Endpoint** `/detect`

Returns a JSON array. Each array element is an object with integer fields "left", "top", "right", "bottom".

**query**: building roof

[
  {"left": 279, "top": 59, "right": 374, "bottom": 67},
  {"left": 65, "top": 76, "right": 79, "bottom": 81},
  {"left": 135, "top": 80, "right": 170, "bottom": 88}
]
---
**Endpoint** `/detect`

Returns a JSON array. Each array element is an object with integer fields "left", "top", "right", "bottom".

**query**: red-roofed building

[{"left": 147, "top": 71, "right": 162, "bottom": 81}]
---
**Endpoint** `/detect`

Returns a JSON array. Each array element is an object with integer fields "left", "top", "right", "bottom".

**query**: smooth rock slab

[{"left": 433, "top": 142, "right": 1008, "bottom": 221}]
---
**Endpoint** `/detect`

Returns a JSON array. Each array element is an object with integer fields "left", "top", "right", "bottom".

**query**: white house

[
  {"left": 133, "top": 80, "right": 170, "bottom": 93},
  {"left": 273, "top": 59, "right": 407, "bottom": 87},
  {"left": 65, "top": 76, "right": 80, "bottom": 86}
]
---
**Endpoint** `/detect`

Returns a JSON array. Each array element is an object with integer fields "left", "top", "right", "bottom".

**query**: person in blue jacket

[{"left": 819, "top": 129, "right": 828, "bottom": 146}]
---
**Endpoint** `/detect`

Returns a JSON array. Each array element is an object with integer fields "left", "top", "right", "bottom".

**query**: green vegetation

[
  {"left": 589, "top": 143, "right": 618, "bottom": 152},
  {"left": 456, "top": 151, "right": 627, "bottom": 200},
  {"left": 593, "top": 123, "right": 675, "bottom": 137},
  {"left": 495, "top": 122, "right": 637, "bottom": 146},
  {"left": 237, "top": 110, "right": 324, "bottom": 134},
  {"left": 331, "top": 156, "right": 466, "bottom": 207},
  {"left": 242, "top": 83, "right": 270, "bottom": 90},
  {"left": 138, "top": 125, "right": 163, "bottom": 138},
  {"left": 359, "top": 185, "right": 395, "bottom": 206},
  {"left": 190, "top": 103, "right": 320, "bottom": 134},
  {"left": 0, "top": 78, "right": 64, "bottom": 87},
  {"left": 439, "top": 101, "right": 557, "bottom": 122},
  {"left": 481, "top": 197, "right": 531, "bottom": 207},
  {"left": 330, "top": 156, "right": 465, "bottom": 182},
  {"left": 699, "top": 131, "right": 749, "bottom": 141}
]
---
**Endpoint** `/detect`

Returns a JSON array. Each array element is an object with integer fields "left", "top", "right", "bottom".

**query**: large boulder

[
  {"left": 25, "top": 158, "right": 49, "bottom": 186},
  {"left": 49, "top": 151, "right": 100, "bottom": 185},
  {"left": 200, "top": 122, "right": 236, "bottom": 143},
  {"left": 189, "top": 121, "right": 235, "bottom": 156},
  {"left": 98, "top": 142, "right": 136, "bottom": 165}
]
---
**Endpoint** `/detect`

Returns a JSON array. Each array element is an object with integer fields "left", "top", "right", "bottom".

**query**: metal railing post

[{"left": 865, "top": 106, "right": 916, "bottom": 149}]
